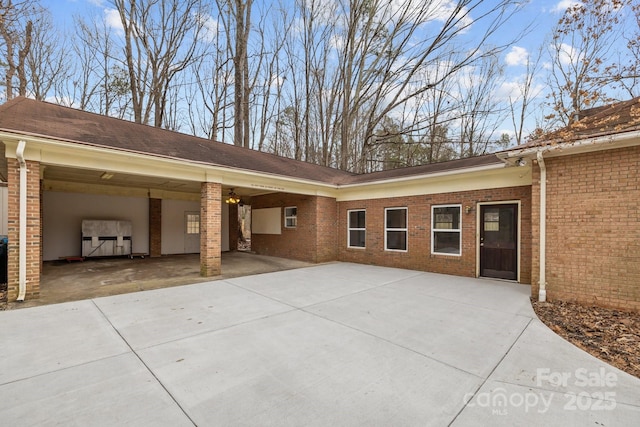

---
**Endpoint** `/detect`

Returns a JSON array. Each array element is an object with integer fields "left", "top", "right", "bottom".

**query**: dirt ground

[{"left": 532, "top": 299, "right": 640, "bottom": 379}]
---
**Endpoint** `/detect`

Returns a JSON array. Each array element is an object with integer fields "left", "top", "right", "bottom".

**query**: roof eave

[
  {"left": 498, "top": 129, "right": 640, "bottom": 164},
  {"left": 337, "top": 161, "right": 506, "bottom": 188}
]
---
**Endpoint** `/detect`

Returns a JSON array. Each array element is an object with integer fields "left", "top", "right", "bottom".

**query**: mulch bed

[{"left": 532, "top": 299, "right": 640, "bottom": 379}]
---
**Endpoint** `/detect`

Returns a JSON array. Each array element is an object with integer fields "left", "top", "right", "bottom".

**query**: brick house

[{"left": 0, "top": 96, "right": 638, "bottom": 311}]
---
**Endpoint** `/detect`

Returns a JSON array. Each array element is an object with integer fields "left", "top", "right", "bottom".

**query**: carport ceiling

[
  {"left": 43, "top": 165, "right": 201, "bottom": 193},
  {"left": 42, "top": 165, "right": 269, "bottom": 198}
]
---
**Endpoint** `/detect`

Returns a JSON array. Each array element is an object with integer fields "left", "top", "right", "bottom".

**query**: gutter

[
  {"left": 498, "top": 129, "right": 640, "bottom": 302},
  {"left": 536, "top": 152, "right": 547, "bottom": 302},
  {"left": 16, "top": 140, "right": 27, "bottom": 301},
  {"left": 497, "top": 129, "right": 640, "bottom": 163}
]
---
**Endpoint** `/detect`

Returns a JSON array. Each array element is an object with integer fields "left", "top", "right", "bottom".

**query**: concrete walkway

[{"left": 1, "top": 263, "right": 638, "bottom": 426}]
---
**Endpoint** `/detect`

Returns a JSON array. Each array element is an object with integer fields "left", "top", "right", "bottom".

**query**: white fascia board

[
  {"left": 336, "top": 164, "right": 532, "bottom": 202},
  {"left": 337, "top": 163, "right": 505, "bottom": 189},
  {"left": 499, "top": 130, "right": 640, "bottom": 162}
]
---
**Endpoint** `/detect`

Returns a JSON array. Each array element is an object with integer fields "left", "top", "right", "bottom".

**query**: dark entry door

[{"left": 480, "top": 204, "right": 518, "bottom": 280}]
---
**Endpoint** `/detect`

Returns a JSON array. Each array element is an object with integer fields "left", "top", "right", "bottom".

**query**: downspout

[
  {"left": 536, "top": 151, "right": 547, "bottom": 302},
  {"left": 16, "top": 140, "right": 27, "bottom": 301}
]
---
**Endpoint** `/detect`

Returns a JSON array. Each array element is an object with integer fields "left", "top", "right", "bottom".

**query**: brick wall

[
  {"left": 337, "top": 186, "right": 532, "bottom": 282},
  {"left": 532, "top": 146, "right": 640, "bottom": 311},
  {"left": 6, "top": 158, "right": 41, "bottom": 301},
  {"left": 200, "top": 182, "right": 221, "bottom": 276},
  {"left": 228, "top": 203, "right": 239, "bottom": 251},
  {"left": 316, "top": 196, "right": 338, "bottom": 263},
  {"left": 251, "top": 193, "right": 337, "bottom": 263}
]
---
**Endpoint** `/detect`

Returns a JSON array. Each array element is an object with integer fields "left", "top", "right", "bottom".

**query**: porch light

[{"left": 226, "top": 188, "right": 241, "bottom": 204}]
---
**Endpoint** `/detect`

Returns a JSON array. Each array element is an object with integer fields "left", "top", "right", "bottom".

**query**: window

[
  {"left": 347, "top": 210, "right": 366, "bottom": 248},
  {"left": 432, "top": 205, "right": 461, "bottom": 255},
  {"left": 186, "top": 213, "right": 200, "bottom": 234},
  {"left": 284, "top": 206, "right": 297, "bottom": 228},
  {"left": 385, "top": 207, "right": 407, "bottom": 251}
]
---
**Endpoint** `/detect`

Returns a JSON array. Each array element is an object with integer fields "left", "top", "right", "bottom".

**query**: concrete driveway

[{"left": 1, "top": 263, "right": 639, "bottom": 426}]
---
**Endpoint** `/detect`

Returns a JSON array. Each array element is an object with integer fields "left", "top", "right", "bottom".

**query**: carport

[{"left": 0, "top": 98, "right": 348, "bottom": 303}]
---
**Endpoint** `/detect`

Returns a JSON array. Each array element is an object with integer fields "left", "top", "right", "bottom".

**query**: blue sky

[{"left": 39, "top": 0, "right": 584, "bottom": 138}]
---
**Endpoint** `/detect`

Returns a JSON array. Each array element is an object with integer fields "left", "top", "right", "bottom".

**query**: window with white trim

[
  {"left": 186, "top": 213, "right": 200, "bottom": 234},
  {"left": 347, "top": 209, "right": 366, "bottom": 248},
  {"left": 431, "top": 205, "right": 461, "bottom": 255},
  {"left": 385, "top": 207, "right": 407, "bottom": 251},
  {"left": 284, "top": 206, "right": 297, "bottom": 228}
]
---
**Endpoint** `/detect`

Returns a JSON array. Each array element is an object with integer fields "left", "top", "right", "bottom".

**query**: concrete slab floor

[
  {"left": 2, "top": 264, "right": 638, "bottom": 426},
  {"left": 5, "top": 252, "right": 313, "bottom": 309}
]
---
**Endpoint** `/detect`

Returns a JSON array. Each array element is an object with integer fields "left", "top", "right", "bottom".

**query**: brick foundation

[
  {"left": 200, "top": 182, "right": 222, "bottom": 276},
  {"left": 7, "top": 158, "right": 41, "bottom": 301}
]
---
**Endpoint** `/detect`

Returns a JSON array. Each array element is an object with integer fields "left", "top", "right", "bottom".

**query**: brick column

[
  {"left": 149, "top": 198, "right": 162, "bottom": 257},
  {"left": 228, "top": 203, "right": 239, "bottom": 251},
  {"left": 7, "top": 158, "right": 41, "bottom": 301},
  {"left": 200, "top": 182, "right": 221, "bottom": 276}
]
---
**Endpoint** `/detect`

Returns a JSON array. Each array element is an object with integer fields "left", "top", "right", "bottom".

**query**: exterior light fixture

[
  {"left": 100, "top": 172, "right": 114, "bottom": 180},
  {"left": 225, "top": 188, "right": 241, "bottom": 204},
  {"left": 516, "top": 158, "right": 527, "bottom": 167}
]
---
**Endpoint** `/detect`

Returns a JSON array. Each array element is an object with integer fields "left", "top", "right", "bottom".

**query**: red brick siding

[
  {"left": 337, "top": 187, "right": 532, "bottom": 282},
  {"left": 316, "top": 196, "right": 338, "bottom": 263},
  {"left": 149, "top": 198, "right": 162, "bottom": 257},
  {"left": 7, "top": 158, "right": 41, "bottom": 301},
  {"left": 532, "top": 146, "right": 640, "bottom": 311},
  {"left": 251, "top": 193, "right": 337, "bottom": 263},
  {"left": 228, "top": 203, "right": 239, "bottom": 251},
  {"left": 200, "top": 182, "right": 221, "bottom": 276}
]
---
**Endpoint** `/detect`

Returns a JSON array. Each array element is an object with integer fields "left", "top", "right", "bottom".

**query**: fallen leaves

[{"left": 532, "top": 299, "right": 640, "bottom": 379}]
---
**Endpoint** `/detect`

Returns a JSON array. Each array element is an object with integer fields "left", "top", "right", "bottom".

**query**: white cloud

[
  {"left": 551, "top": 0, "right": 583, "bottom": 14},
  {"left": 104, "top": 8, "right": 123, "bottom": 32},
  {"left": 505, "top": 46, "right": 529, "bottom": 67},
  {"left": 557, "top": 42, "right": 582, "bottom": 66},
  {"left": 87, "top": 0, "right": 104, "bottom": 6},
  {"left": 195, "top": 13, "right": 219, "bottom": 43}
]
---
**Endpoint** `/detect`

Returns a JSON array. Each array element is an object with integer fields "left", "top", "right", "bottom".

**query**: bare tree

[
  {"left": 113, "top": 0, "right": 206, "bottom": 126},
  {"left": 330, "top": 0, "right": 524, "bottom": 171},
  {"left": 546, "top": 0, "right": 630, "bottom": 126},
  {"left": 26, "top": 8, "right": 72, "bottom": 101},
  {"left": 72, "top": 16, "right": 131, "bottom": 118},
  {"left": 216, "top": 0, "right": 253, "bottom": 147},
  {"left": 616, "top": 2, "right": 640, "bottom": 97},
  {"left": 508, "top": 45, "right": 543, "bottom": 145},
  {"left": 454, "top": 53, "right": 508, "bottom": 157},
  {"left": 0, "top": 0, "right": 36, "bottom": 100}
]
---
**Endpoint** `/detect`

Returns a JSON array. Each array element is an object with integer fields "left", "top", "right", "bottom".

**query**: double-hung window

[
  {"left": 432, "top": 205, "right": 461, "bottom": 255},
  {"left": 284, "top": 206, "right": 297, "bottom": 228},
  {"left": 347, "top": 209, "right": 366, "bottom": 248},
  {"left": 385, "top": 207, "right": 407, "bottom": 251}
]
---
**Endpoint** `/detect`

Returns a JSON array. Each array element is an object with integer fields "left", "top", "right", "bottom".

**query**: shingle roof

[
  {"left": 341, "top": 154, "right": 501, "bottom": 184},
  {"left": 514, "top": 96, "right": 640, "bottom": 150},
  {"left": 0, "top": 97, "right": 355, "bottom": 184},
  {"left": 0, "top": 97, "right": 503, "bottom": 185}
]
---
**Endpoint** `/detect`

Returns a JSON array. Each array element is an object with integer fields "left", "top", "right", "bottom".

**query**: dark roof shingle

[
  {"left": 0, "top": 97, "right": 503, "bottom": 185},
  {"left": 515, "top": 96, "right": 640, "bottom": 150}
]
